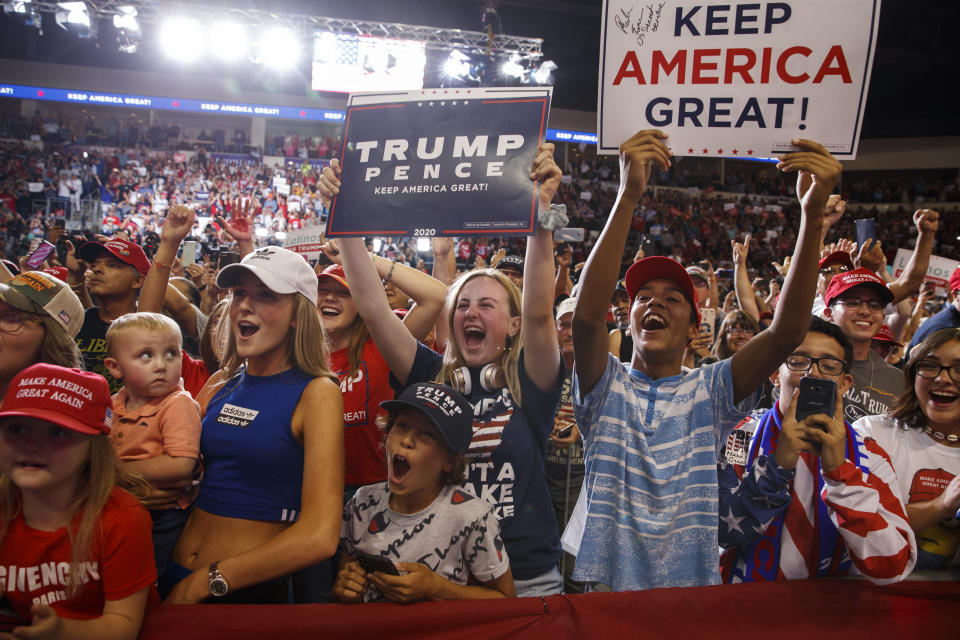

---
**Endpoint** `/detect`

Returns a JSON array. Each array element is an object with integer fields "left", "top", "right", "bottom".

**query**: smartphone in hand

[
  {"left": 25, "top": 240, "right": 56, "bottom": 270},
  {"left": 795, "top": 377, "right": 837, "bottom": 422},
  {"left": 355, "top": 552, "right": 400, "bottom": 576}
]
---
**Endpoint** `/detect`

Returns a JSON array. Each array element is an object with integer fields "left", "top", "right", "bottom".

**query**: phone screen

[{"left": 25, "top": 241, "right": 56, "bottom": 270}]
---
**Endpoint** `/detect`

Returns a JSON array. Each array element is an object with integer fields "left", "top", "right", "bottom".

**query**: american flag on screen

[{"left": 336, "top": 34, "right": 359, "bottom": 66}]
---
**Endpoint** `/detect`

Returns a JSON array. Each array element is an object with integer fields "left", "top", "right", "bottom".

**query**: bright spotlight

[
  {"left": 161, "top": 18, "right": 203, "bottom": 62},
  {"left": 211, "top": 22, "right": 247, "bottom": 62},
  {"left": 258, "top": 28, "right": 299, "bottom": 70},
  {"left": 113, "top": 6, "right": 139, "bottom": 54},
  {"left": 501, "top": 54, "right": 524, "bottom": 79},
  {"left": 372, "top": 238, "right": 383, "bottom": 253},
  {"left": 443, "top": 50, "right": 470, "bottom": 79},
  {"left": 532, "top": 60, "right": 557, "bottom": 85},
  {"left": 416, "top": 237, "right": 431, "bottom": 252}
]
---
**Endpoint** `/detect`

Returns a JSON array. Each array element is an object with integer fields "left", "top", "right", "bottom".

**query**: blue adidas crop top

[{"left": 196, "top": 367, "right": 313, "bottom": 522}]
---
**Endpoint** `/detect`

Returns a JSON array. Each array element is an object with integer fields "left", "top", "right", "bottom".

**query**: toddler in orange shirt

[{"left": 104, "top": 312, "right": 201, "bottom": 576}]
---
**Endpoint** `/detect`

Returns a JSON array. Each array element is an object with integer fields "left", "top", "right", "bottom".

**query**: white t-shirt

[{"left": 853, "top": 414, "right": 960, "bottom": 569}]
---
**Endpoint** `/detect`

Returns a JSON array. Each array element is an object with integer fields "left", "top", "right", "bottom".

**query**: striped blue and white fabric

[{"left": 572, "top": 354, "right": 757, "bottom": 591}]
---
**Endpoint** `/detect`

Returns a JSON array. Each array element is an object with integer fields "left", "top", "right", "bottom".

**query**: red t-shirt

[
  {"left": 0, "top": 487, "right": 158, "bottom": 620},
  {"left": 181, "top": 351, "right": 210, "bottom": 399},
  {"left": 329, "top": 339, "right": 393, "bottom": 486}
]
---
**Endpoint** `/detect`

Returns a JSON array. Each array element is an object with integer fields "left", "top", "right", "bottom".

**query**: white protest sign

[
  {"left": 597, "top": 0, "right": 881, "bottom": 159},
  {"left": 276, "top": 183, "right": 291, "bottom": 196},
  {"left": 282, "top": 227, "right": 326, "bottom": 261},
  {"left": 893, "top": 248, "right": 958, "bottom": 295}
]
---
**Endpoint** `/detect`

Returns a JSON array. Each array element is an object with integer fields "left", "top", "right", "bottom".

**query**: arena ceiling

[{"left": 1, "top": 0, "right": 956, "bottom": 139}]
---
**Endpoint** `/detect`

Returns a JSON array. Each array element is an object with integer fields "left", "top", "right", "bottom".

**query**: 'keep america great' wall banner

[
  {"left": 326, "top": 87, "right": 551, "bottom": 238},
  {"left": 597, "top": 0, "right": 881, "bottom": 159}
]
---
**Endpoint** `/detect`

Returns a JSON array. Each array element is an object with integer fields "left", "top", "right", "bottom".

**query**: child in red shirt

[{"left": 0, "top": 364, "right": 156, "bottom": 638}]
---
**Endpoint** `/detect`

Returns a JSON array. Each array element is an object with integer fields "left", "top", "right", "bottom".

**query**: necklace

[{"left": 922, "top": 425, "right": 960, "bottom": 443}]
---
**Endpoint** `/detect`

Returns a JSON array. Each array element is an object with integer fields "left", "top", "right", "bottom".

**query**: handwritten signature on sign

[{"left": 614, "top": 2, "right": 666, "bottom": 47}]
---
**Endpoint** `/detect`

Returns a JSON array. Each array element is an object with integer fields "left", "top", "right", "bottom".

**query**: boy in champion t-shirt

[{"left": 333, "top": 382, "right": 513, "bottom": 603}]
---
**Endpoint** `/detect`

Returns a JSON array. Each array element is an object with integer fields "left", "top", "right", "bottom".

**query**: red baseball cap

[
  {"left": 824, "top": 268, "right": 893, "bottom": 307},
  {"left": 43, "top": 266, "right": 69, "bottom": 282},
  {"left": 950, "top": 266, "right": 960, "bottom": 293},
  {"left": 872, "top": 325, "right": 901, "bottom": 347},
  {"left": 317, "top": 264, "right": 349, "bottom": 292},
  {"left": 0, "top": 363, "right": 113, "bottom": 435},
  {"left": 818, "top": 251, "right": 854, "bottom": 271},
  {"left": 624, "top": 257, "right": 701, "bottom": 324},
  {"left": 77, "top": 237, "right": 150, "bottom": 276}
]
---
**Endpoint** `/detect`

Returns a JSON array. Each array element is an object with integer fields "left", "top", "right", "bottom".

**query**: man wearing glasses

[
  {"left": 823, "top": 268, "right": 903, "bottom": 422},
  {"left": 718, "top": 316, "right": 915, "bottom": 583}
]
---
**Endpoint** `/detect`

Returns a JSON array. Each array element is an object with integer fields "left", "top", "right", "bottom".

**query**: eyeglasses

[
  {"left": 0, "top": 310, "right": 42, "bottom": 334},
  {"left": 785, "top": 354, "right": 847, "bottom": 376},
  {"left": 915, "top": 360, "right": 960, "bottom": 383},
  {"left": 727, "top": 327, "right": 755, "bottom": 337},
  {"left": 832, "top": 296, "right": 885, "bottom": 313}
]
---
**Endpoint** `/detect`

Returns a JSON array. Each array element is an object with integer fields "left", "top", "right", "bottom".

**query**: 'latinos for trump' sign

[
  {"left": 326, "top": 87, "right": 551, "bottom": 237},
  {"left": 597, "top": 0, "right": 881, "bottom": 159}
]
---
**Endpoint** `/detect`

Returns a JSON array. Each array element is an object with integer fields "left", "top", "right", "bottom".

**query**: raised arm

[
  {"left": 317, "top": 160, "right": 422, "bottom": 385},
  {"left": 732, "top": 234, "right": 759, "bottom": 322},
  {"left": 522, "top": 143, "right": 563, "bottom": 392},
  {"left": 431, "top": 236, "right": 456, "bottom": 348},
  {"left": 573, "top": 131, "right": 672, "bottom": 394},
  {"left": 140, "top": 205, "right": 194, "bottom": 313},
  {"left": 729, "top": 140, "right": 838, "bottom": 404},
  {"left": 886, "top": 209, "right": 939, "bottom": 304}
]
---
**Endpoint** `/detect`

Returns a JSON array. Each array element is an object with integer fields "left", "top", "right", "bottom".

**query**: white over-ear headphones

[{"left": 451, "top": 363, "right": 504, "bottom": 396}]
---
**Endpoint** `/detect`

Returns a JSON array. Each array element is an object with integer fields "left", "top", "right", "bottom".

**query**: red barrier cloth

[{"left": 140, "top": 580, "right": 958, "bottom": 639}]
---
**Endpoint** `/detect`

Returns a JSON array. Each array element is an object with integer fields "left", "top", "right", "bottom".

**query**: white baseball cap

[
  {"left": 217, "top": 247, "right": 318, "bottom": 306},
  {"left": 555, "top": 296, "right": 577, "bottom": 321}
]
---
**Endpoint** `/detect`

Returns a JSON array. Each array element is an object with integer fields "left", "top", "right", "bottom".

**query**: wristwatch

[{"left": 208, "top": 562, "right": 230, "bottom": 597}]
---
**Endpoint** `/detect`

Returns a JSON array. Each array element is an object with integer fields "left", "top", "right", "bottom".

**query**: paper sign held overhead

[{"left": 597, "top": 0, "right": 882, "bottom": 159}]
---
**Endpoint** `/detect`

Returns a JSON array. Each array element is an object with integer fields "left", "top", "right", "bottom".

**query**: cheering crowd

[{"left": 0, "top": 124, "right": 958, "bottom": 639}]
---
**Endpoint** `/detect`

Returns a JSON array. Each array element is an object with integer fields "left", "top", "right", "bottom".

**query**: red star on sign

[
  {"left": 717, "top": 148, "right": 723, "bottom": 154},
  {"left": 37, "top": 90, "right": 44, "bottom": 97},
  {"left": 299, "top": 110, "right": 306, "bottom": 117},
  {"left": 731, "top": 149, "right": 738, "bottom": 155},
  {"left": 688, "top": 148, "right": 694, "bottom": 154},
  {"left": 702, "top": 148, "right": 709, "bottom": 154},
  {"left": 747, "top": 149, "right": 753, "bottom": 155},
  {"left": 173, "top": 101, "right": 179, "bottom": 108}
]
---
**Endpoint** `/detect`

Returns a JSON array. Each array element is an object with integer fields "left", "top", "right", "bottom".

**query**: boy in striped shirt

[{"left": 571, "top": 132, "right": 839, "bottom": 591}]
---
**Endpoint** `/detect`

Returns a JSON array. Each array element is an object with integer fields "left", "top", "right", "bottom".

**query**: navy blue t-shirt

[{"left": 393, "top": 343, "right": 562, "bottom": 580}]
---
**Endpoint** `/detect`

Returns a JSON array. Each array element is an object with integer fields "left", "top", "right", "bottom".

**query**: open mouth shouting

[
  {"left": 390, "top": 452, "right": 411, "bottom": 484},
  {"left": 237, "top": 320, "right": 260, "bottom": 338},
  {"left": 928, "top": 389, "right": 959, "bottom": 408},
  {"left": 463, "top": 325, "right": 486, "bottom": 350},
  {"left": 640, "top": 312, "right": 668, "bottom": 332}
]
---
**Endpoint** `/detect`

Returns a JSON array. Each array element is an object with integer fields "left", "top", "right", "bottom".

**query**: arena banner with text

[
  {"left": 326, "top": 87, "right": 552, "bottom": 237},
  {"left": 597, "top": 0, "right": 881, "bottom": 159}
]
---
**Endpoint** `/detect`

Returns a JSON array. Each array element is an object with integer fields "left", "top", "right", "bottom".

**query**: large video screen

[{"left": 312, "top": 32, "right": 426, "bottom": 93}]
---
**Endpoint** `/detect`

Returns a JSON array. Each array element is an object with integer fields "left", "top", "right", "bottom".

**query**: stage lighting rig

[
  {"left": 3, "top": 1, "right": 42, "bottom": 33},
  {"left": 113, "top": 5, "right": 139, "bottom": 53},
  {"left": 55, "top": 2, "right": 95, "bottom": 39}
]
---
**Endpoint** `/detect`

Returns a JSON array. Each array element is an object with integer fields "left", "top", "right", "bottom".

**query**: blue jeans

[
  {"left": 150, "top": 506, "right": 191, "bottom": 578},
  {"left": 514, "top": 566, "right": 564, "bottom": 597}
]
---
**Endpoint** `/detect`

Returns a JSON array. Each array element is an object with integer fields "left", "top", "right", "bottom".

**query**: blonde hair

[
  {"left": 438, "top": 269, "right": 524, "bottom": 406},
  {"left": 0, "top": 433, "right": 146, "bottom": 600},
  {"left": 106, "top": 312, "right": 182, "bottom": 357},
  {"left": 221, "top": 293, "right": 337, "bottom": 385},
  {"left": 343, "top": 316, "right": 371, "bottom": 378}
]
